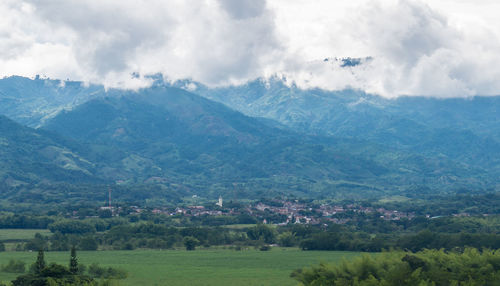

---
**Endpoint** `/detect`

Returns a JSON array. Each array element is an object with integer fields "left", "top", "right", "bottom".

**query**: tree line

[{"left": 291, "top": 248, "right": 500, "bottom": 285}]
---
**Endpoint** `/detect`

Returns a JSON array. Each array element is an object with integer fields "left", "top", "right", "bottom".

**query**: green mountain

[
  {"left": 0, "top": 115, "right": 99, "bottom": 187},
  {"left": 43, "top": 85, "right": 494, "bottom": 200},
  {"left": 0, "top": 76, "right": 497, "bottom": 205},
  {"left": 0, "top": 76, "right": 105, "bottom": 127},
  {"left": 188, "top": 78, "right": 500, "bottom": 175}
]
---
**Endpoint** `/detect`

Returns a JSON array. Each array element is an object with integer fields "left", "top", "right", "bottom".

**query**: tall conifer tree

[
  {"left": 35, "top": 249, "right": 46, "bottom": 274},
  {"left": 69, "top": 246, "right": 78, "bottom": 274}
]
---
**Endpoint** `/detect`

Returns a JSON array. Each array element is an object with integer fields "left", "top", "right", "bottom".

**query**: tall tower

[
  {"left": 108, "top": 187, "right": 112, "bottom": 208},
  {"left": 216, "top": 195, "right": 223, "bottom": 207}
]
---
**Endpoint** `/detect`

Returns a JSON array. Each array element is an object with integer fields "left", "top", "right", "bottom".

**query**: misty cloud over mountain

[{"left": 1, "top": 0, "right": 500, "bottom": 97}]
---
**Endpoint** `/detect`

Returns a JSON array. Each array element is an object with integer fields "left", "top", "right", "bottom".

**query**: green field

[
  {"left": 0, "top": 229, "right": 52, "bottom": 241},
  {"left": 0, "top": 249, "right": 362, "bottom": 285}
]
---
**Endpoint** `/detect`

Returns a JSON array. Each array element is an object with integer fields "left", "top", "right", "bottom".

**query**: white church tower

[{"left": 216, "top": 195, "right": 223, "bottom": 207}]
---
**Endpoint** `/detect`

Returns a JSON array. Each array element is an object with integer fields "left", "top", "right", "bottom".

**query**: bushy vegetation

[
  {"left": 2, "top": 209, "right": 499, "bottom": 253},
  {"left": 0, "top": 259, "right": 25, "bottom": 273},
  {"left": 291, "top": 248, "right": 500, "bottom": 285},
  {"left": 10, "top": 249, "right": 127, "bottom": 286},
  {"left": 12, "top": 263, "right": 96, "bottom": 286},
  {"left": 87, "top": 263, "right": 127, "bottom": 279}
]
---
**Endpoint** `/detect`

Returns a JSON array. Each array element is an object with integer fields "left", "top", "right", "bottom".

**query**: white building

[{"left": 216, "top": 196, "right": 223, "bottom": 207}]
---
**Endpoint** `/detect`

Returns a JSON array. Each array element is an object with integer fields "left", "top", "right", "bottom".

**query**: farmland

[
  {"left": 0, "top": 248, "right": 362, "bottom": 285},
  {"left": 0, "top": 229, "right": 52, "bottom": 242}
]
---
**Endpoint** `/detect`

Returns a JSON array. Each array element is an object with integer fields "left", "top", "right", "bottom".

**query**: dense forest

[{"left": 291, "top": 248, "right": 500, "bottom": 285}]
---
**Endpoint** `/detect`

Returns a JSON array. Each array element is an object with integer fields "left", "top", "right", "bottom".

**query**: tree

[
  {"left": 69, "top": 246, "right": 78, "bottom": 274},
  {"left": 1, "top": 259, "right": 25, "bottom": 273},
  {"left": 34, "top": 249, "right": 46, "bottom": 274},
  {"left": 25, "top": 233, "right": 47, "bottom": 251},
  {"left": 12, "top": 252, "right": 96, "bottom": 286},
  {"left": 246, "top": 225, "right": 277, "bottom": 244},
  {"left": 278, "top": 232, "right": 296, "bottom": 247},
  {"left": 79, "top": 236, "right": 98, "bottom": 251},
  {"left": 183, "top": 236, "right": 199, "bottom": 251},
  {"left": 48, "top": 220, "right": 96, "bottom": 234},
  {"left": 291, "top": 248, "right": 500, "bottom": 286}
]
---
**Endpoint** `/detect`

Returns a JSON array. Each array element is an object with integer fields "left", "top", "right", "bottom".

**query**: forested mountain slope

[{"left": 0, "top": 77, "right": 497, "bottom": 204}]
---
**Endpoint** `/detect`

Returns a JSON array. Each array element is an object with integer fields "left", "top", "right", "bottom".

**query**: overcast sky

[{"left": 1, "top": 0, "right": 499, "bottom": 97}]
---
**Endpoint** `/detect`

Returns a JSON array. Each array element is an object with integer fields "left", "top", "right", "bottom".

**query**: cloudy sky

[{"left": 1, "top": 0, "right": 499, "bottom": 97}]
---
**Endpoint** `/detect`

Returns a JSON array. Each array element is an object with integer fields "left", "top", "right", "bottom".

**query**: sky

[{"left": 1, "top": 0, "right": 499, "bottom": 98}]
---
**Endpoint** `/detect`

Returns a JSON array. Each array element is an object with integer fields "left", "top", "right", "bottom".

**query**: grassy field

[
  {"left": 0, "top": 229, "right": 51, "bottom": 241},
  {"left": 0, "top": 248, "right": 362, "bottom": 285},
  {"left": 0, "top": 229, "right": 53, "bottom": 251}
]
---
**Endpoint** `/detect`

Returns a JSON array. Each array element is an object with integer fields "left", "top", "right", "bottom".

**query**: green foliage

[
  {"left": 259, "top": 245, "right": 271, "bottom": 251},
  {"left": 183, "top": 236, "right": 199, "bottom": 251},
  {"left": 1, "top": 259, "right": 25, "bottom": 273},
  {"left": 87, "top": 263, "right": 127, "bottom": 279},
  {"left": 49, "top": 231, "right": 69, "bottom": 251},
  {"left": 278, "top": 231, "right": 296, "bottom": 247},
  {"left": 12, "top": 249, "right": 97, "bottom": 286},
  {"left": 5, "top": 209, "right": 500, "bottom": 254},
  {"left": 292, "top": 248, "right": 500, "bottom": 285},
  {"left": 98, "top": 209, "right": 112, "bottom": 219},
  {"left": 70, "top": 247, "right": 78, "bottom": 274},
  {"left": 247, "top": 224, "right": 277, "bottom": 244},
  {"left": 79, "top": 235, "right": 99, "bottom": 251},
  {"left": 13, "top": 263, "right": 96, "bottom": 286},
  {"left": 49, "top": 220, "right": 96, "bottom": 234},
  {"left": 0, "top": 215, "right": 54, "bottom": 229},
  {"left": 35, "top": 250, "right": 46, "bottom": 274},
  {"left": 24, "top": 233, "right": 48, "bottom": 251}
]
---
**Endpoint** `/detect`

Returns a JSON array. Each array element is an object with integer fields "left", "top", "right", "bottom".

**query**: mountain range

[{"left": 0, "top": 76, "right": 498, "bottom": 205}]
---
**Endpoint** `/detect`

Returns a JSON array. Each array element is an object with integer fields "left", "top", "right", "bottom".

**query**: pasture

[
  {"left": 0, "top": 248, "right": 362, "bottom": 285},
  {"left": 0, "top": 229, "right": 51, "bottom": 242}
]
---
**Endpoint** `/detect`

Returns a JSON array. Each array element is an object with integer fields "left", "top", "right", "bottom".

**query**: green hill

[
  {"left": 0, "top": 115, "right": 100, "bottom": 187},
  {"left": 43, "top": 86, "right": 493, "bottom": 200},
  {"left": 0, "top": 77, "right": 497, "bottom": 206}
]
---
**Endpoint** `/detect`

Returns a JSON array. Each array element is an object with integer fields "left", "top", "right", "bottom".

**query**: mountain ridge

[
  {"left": 0, "top": 76, "right": 498, "bottom": 205},
  {"left": 0, "top": 115, "right": 102, "bottom": 187}
]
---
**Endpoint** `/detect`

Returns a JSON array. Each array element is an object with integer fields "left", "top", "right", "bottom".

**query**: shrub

[
  {"left": 48, "top": 220, "right": 96, "bottom": 234},
  {"left": 88, "top": 263, "right": 127, "bottom": 279},
  {"left": 1, "top": 259, "right": 26, "bottom": 273},
  {"left": 259, "top": 245, "right": 271, "bottom": 251},
  {"left": 183, "top": 236, "right": 199, "bottom": 251}
]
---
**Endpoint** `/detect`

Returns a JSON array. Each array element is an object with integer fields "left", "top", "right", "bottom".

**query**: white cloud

[
  {"left": 0, "top": 0, "right": 500, "bottom": 97},
  {"left": 0, "top": 0, "right": 282, "bottom": 89},
  {"left": 271, "top": 0, "right": 500, "bottom": 97}
]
